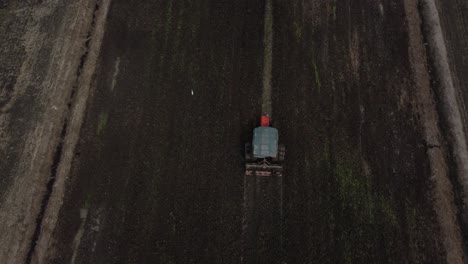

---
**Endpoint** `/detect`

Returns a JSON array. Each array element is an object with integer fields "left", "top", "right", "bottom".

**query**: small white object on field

[
  {"left": 191, "top": 89, "right": 194, "bottom": 96},
  {"left": 379, "top": 3, "right": 384, "bottom": 16}
]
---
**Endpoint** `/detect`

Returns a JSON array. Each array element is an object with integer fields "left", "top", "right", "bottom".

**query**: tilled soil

[
  {"left": 273, "top": 0, "right": 450, "bottom": 262},
  {"left": 37, "top": 1, "right": 264, "bottom": 263},
  {"left": 0, "top": 0, "right": 467, "bottom": 263},
  {"left": 242, "top": 174, "right": 283, "bottom": 264}
]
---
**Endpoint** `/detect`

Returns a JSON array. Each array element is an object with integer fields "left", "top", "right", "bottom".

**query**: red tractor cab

[{"left": 261, "top": 114, "right": 270, "bottom": 127}]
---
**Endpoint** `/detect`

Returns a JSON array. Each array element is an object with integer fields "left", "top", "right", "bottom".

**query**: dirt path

[
  {"left": 404, "top": 0, "right": 465, "bottom": 262},
  {"left": 430, "top": 0, "right": 468, "bottom": 239},
  {"left": 261, "top": 0, "right": 273, "bottom": 116},
  {"left": 420, "top": 0, "right": 468, "bottom": 240},
  {"left": 31, "top": 0, "right": 113, "bottom": 262}
]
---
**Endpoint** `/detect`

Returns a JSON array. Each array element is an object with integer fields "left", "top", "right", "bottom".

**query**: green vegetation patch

[
  {"left": 159, "top": 254, "right": 175, "bottom": 264},
  {"left": 163, "top": 0, "right": 174, "bottom": 44},
  {"left": 331, "top": 0, "right": 337, "bottom": 21},
  {"left": 317, "top": 139, "right": 404, "bottom": 263},
  {"left": 292, "top": 20, "right": 302, "bottom": 41},
  {"left": 316, "top": 127, "right": 438, "bottom": 263},
  {"left": 313, "top": 63, "right": 321, "bottom": 93},
  {"left": 0, "top": 9, "right": 8, "bottom": 25},
  {"left": 157, "top": 0, "right": 175, "bottom": 71},
  {"left": 96, "top": 112, "right": 109, "bottom": 136},
  {"left": 83, "top": 192, "right": 93, "bottom": 209},
  {"left": 334, "top": 149, "right": 376, "bottom": 228}
]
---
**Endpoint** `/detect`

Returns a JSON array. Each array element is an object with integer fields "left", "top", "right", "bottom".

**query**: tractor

[{"left": 245, "top": 114, "right": 285, "bottom": 177}]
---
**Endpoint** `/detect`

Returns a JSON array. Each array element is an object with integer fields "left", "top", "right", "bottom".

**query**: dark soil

[
  {"left": 23, "top": 0, "right": 466, "bottom": 263},
  {"left": 242, "top": 174, "right": 283, "bottom": 264},
  {"left": 273, "top": 0, "right": 446, "bottom": 263},
  {"left": 46, "top": 0, "right": 264, "bottom": 263}
]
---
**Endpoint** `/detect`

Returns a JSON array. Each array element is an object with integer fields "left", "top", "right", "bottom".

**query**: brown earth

[
  {"left": 0, "top": 0, "right": 467, "bottom": 263},
  {"left": 433, "top": 0, "right": 468, "bottom": 238},
  {"left": 0, "top": 1, "right": 102, "bottom": 263}
]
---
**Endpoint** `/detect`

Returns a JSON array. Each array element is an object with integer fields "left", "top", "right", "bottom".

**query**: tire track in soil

[
  {"left": 261, "top": 0, "right": 273, "bottom": 116},
  {"left": 242, "top": 0, "right": 284, "bottom": 263}
]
